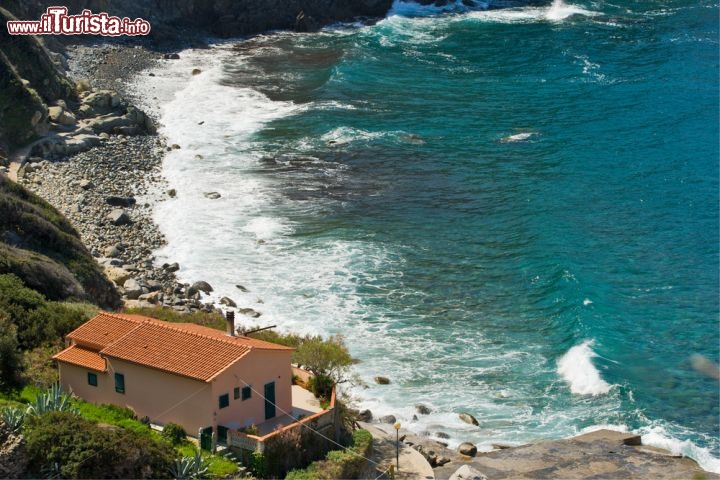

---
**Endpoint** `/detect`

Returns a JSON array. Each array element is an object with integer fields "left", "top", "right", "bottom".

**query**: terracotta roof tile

[
  {"left": 62, "top": 312, "right": 292, "bottom": 382},
  {"left": 100, "top": 322, "right": 252, "bottom": 382},
  {"left": 67, "top": 312, "right": 141, "bottom": 350},
  {"left": 53, "top": 345, "right": 106, "bottom": 372},
  {"left": 174, "top": 323, "right": 294, "bottom": 351}
]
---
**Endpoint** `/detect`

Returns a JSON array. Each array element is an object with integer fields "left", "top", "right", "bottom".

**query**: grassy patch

[{"left": 73, "top": 401, "right": 153, "bottom": 437}]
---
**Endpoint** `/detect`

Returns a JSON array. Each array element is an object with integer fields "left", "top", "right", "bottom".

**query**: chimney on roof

[{"left": 225, "top": 310, "right": 235, "bottom": 337}]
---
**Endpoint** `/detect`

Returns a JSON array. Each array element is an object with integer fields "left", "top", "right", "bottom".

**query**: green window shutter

[
  {"left": 114, "top": 373, "right": 125, "bottom": 394},
  {"left": 242, "top": 386, "right": 251, "bottom": 401},
  {"left": 233, "top": 387, "right": 240, "bottom": 400},
  {"left": 219, "top": 393, "right": 229, "bottom": 409},
  {"left": 88, "top": 372, "right": 98, "bottom": 386}
]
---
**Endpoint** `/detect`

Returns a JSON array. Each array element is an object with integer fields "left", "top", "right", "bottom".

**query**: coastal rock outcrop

[
  {"left": 449, "top": 465, "right": 487, "bottom": 480},
  {"left": 458, "top": 442, "right": 478, "bottom": 457},
  {"left": 459, "top": 413, "right": 479, "bottom": 426}
]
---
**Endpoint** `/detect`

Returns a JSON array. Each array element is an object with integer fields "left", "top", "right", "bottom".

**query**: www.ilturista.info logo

[{"left": 7, "top": 7, "right": 151, "bottom": 36}]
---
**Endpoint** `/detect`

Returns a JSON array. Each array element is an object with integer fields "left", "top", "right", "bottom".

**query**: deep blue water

[{"left": 151, "top": 0, "right": 719, "bottom": 469}]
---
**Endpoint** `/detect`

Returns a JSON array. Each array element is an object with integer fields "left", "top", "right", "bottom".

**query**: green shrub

[
  {"left": 0, "top": 314, "right": 21, "bottom": 388},
  {"left": 162, "top": 422, "right": 187, "bottom": 445},
  {"left": 25, "top": 411, "right": 174, "bottom": 479},
  {"left": 169, "top": 451, "right": 208, "bottom": 480},
  {"left": 285, "top": 429, "right": 373, "bottom": 480},
  {"left": 0, "top": 406, "right": 24, "bottom": 432},
  {"left": 25, "top": 382, "right": 77, "bottom": 417}
]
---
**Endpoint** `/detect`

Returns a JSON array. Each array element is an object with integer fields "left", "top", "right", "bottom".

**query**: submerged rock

[
  {"left": 459, "top": 413, "right": 479, "bottom": 426},
  {"left": 189, "top": 281, "right": 213, "bottom": 295}
]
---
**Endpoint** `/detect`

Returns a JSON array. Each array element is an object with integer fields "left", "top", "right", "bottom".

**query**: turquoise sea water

[{"left": 143, "top": 0, "right": 719, "bottom": 469}]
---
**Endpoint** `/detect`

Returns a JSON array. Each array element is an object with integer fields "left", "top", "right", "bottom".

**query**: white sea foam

[
  {"left": 466, "top": 0, "right": 598, "bottom": 24},
  {"left": 501, "top": 131, "right": 537, "bottom": 143},
  {"left": 557, "top": 341, "right": 613, "bottom": 395},
  {"left": 641, "top": 425, "right": 720, "bottom": 474},
  {"left": 136, "top": 35, "right": 717, "bottom": 472}
]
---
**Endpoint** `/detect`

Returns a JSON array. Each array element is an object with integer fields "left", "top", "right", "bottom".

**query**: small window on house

[
  {"left": 234, "top": 387, "right": 240, "bottom": 400},
  {"left": 219, "top": 393, "right": 229, "bottom": 409},
  {"left": 115, "top": 373, "right": 125, "bottom": 394},
  {"left": 88, "top": 372, "right": 98, "bottom": 387},
  {"left": 242, "top": 386, "right": 251, "bottom": 401}
]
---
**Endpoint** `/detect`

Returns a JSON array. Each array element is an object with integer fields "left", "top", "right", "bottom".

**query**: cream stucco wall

[
  {"left": 212, "top": 349, "right": 293, "bottom": 430},
  {"left": 59, "top": 348, "right": 293, "bottom": 437},
  {"left": 59, "top": 359, "right": 214, "bottom": 436}
]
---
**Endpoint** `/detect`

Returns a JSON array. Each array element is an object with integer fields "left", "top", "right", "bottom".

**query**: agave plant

[
  {"left": 170, "top": 451, "right": 209, "bottom": 480},
  {"left": 1, "top": 407, "right": 25, "bottom": 432},
  {"left": 26, "top": 382, "right": 78, "bottom": 417}
]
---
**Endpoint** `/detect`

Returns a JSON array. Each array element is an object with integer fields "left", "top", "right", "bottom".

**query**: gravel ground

[{"left": 18, "top": 41, "right": 219, "bottom": 313}]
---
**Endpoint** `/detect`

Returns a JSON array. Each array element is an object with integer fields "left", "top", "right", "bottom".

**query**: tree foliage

[
  {"left": 0, "top": 274, "right": 96, "bottom": 386},
  {"left": 249, "top": 329, "right": 359, "bottom": 391}
]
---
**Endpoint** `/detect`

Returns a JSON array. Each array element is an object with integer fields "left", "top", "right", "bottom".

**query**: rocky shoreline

[
  {"left": 14, "top": 42, "right": 222, "bottom": 314},
  {"left": 5, "top": 19, "right": 718, "bottom": 480}
]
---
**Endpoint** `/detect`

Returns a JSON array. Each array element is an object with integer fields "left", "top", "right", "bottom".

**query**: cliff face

[
  {"left": 0, "top": 175, "right": 121, "bottom": 309},
  {"left": 3, "top": 0, "right": 394, "bottom": 40},
  {"left": 0, "top": 7, "right": 76, "bottom": 151}
]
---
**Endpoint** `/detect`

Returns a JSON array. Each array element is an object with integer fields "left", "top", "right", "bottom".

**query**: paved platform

[
  {"left": 359, "top": 421, "right": 434, "bottom": 480},
  {"left": 255, "top": 385, "right": 323, "bottom": 436}
]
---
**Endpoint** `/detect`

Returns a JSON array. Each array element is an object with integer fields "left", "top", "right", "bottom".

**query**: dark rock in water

[
  {"left": 189, "top": 281, "right": 213, "bottom": 295},
  {"left": 416, "top": 404, "right": 432, "bottom": 415},
  {"left": 191, "top": 68, "right": 202, "bottom": 75},
  {"left": 164, "top": 262, "right": 180, "bottom": 272},
  {"left": 163, "top": 53, "right": 180, "bottom": 59},
  {"left": 236, "top": 284, "right": 249, "bottom": 292},
  {"left": 459, "top": 413, "right": 479, "bottom": 426},
  {"left": 219, "top": 296, "right": 237, "bottom": 307},
  {"left": 204, "top": 191, "right": 221, "bottom": 199},
  {"left": 108, "top": 209, "right": 131, "bottom": 226},
  {"left": 106, "top": 195, "right": 136, "bottom": 207},
  {"left": 458, "top": 442, "right": 478, "bottom": 457},
  {"left": 379, "top": 415, "right": 396, "bottom": 424},
  {"left": 357, "top": 409, "right": 373, "bottom": 422},
  {"left": 238, "top": 307, "right": 261, "bottom": 318},
  {"left": 374, "top": 376, "right": 390, "bottom": 385},
  {"left": 167, "top": 189, "right": 176, "bottom": 198},
  {"left": 436, "top": 432, "right": 450, "bottom": 439}
]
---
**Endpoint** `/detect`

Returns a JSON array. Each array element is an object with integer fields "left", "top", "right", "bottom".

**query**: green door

[
  {"left": 264, "top": 381, "right": 275, "bottom": 420},
  {"left": 199, "top": 426, "right": 212, "bottom": 451}
]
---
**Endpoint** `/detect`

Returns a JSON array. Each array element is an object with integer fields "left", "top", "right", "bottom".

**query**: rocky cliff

[{"left": 0, "top": 175, "right": 121, "bottom": 308}]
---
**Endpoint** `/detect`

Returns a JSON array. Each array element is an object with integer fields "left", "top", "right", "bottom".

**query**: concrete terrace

[{"left": 254, "top": 385, "right": 324, "bottom": 436}]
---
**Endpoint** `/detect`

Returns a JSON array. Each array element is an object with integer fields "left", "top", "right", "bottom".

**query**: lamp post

[{"left": 393, "top": 422, "right": 401, "bottom": 472}]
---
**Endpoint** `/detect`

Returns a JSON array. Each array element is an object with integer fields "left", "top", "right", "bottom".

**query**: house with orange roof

[{"left": 53, "top": 311, "right": 294, "bottom": 445}]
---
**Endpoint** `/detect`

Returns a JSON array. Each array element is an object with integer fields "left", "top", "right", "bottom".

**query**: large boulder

[
  {"left": 449, "top": 465, "right": 488, "bottom": 480},
  {"left": 123, "top": 278, "right": 143, "bottom": 300},
  {"left": 108, "top": 209, "right": 131, "bottom": 226},
  {"left": 458, "top": 442, "right": 478, "bottom": 457},
  {"left": 188, "top": 280, "right": 213, "bottom": 295}
]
